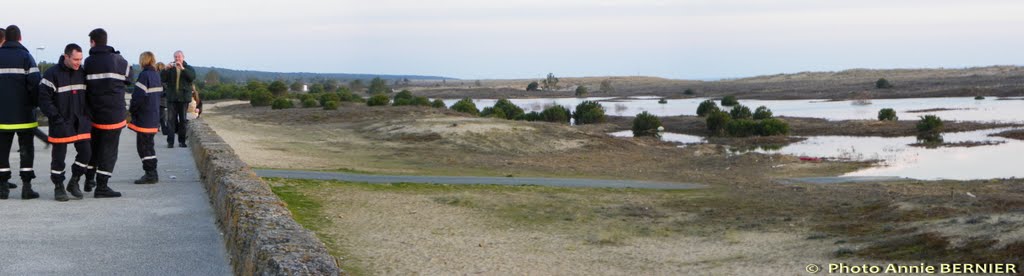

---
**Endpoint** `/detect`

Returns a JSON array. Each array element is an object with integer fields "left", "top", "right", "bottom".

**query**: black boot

[
  {"left": 5, "top": 181, "right": 15, "bottom": 189},
  {"left": 21, "top": 180, "right": 39, "bottom": 200},
  {"left": 66, "top": 176, "right": 84, "bottom": 199},
  {"left": 53, "top": 180, "right": 69, "bottom": 202},
  {"left": 133, "top": 171, "right": 159, "bottom": 185},
  {"left": 0, "top": 178, "right": 8, "bottom": 200},
  {"left": 84, "top": 178, "right": 96, "bottom": 193},
  {"left": 93, "top": 179, "right": 121, "bottom": 198}
]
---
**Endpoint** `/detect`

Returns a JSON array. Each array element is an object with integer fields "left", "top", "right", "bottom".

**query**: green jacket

[{"left": 161, "top": 61, "right": 196, "bottom": 103}]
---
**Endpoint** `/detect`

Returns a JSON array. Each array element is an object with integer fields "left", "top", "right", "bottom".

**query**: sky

[{"left": 4, "top": 0, "right": 1024, "bottom": 80}]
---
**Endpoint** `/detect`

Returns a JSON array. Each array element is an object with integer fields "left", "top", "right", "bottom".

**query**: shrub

[
  {"left": 916, "top": 115, "right": 943, "bottom": 143},
  {"left": 696, "top": 100, "right": 719, "bottom": 117},
  {"left": 573, "top": 101, "right": 605, "bottom": 125},
  {"left": 575, "top": 86, "right": 588, "bottom": 97},
  {"left": 249, "top": 89, "right": 273, "bottom": 107},
  {"left": 493, "top": 99, "right": 525, "bottom": 119},
  {"left": 756, "top": 118, "right": 789, "bottom": 136},
  {"left": 721, "top": 95, "right": 739, "bottom": 106},
  {"left": 878, "top": 108, "right": 898, "bottom": 121},
  {"left": 683, "top": 88, "right": 695, "bottom": 95},
  {"left": 319, "top": 93, "right": 341, "bottom": 106},
  {"left": 480, "top": 107, "right": 506, "bottom": 118},
  {"left": 301, "top": 98, "right": 318, "bottom": 108},
  {"left": 876, "top": 78, "right": 893, "bottom": 89},
  {"left": 409, "top": 96, "right": 431, "bottom": 106},
  {"left": 539, "top": 105, "right": 571, "bottom": 123},
  {"left": 271, "top": 98, "right": 294, "bottom": 109},
  {"left": 706, "top": 110, "right": 732, "bottom": 136},
  {"left": 431, "top": 99, "right": 447, "bottom": 108},
  {"left": 517, "top": 111, "right": 541, "bottom": 121},
  {"left": 975, "top": 96, "right": 985, "bottom": 100},
  {"left": 322, "top": 101, "right": 339, "bottom": 110},
  {"left": 366, "top": 94, "right": 390, "bottom": 106},
  {"left": 632, "top": 111, "right": 662, "bottom": 137},
  {"left": 725, "top": 119, "right": 757, "bottom": 137},
  {"left": 658, "top": 98, "right": 668, "bottom": 104},
  {"left": 392, "top": 90, "right": 415, "bottom": 106},
  {"left": 729, "top": 104, "right": 752, "bottom": 120},
  {"left": 341, "top": 91, "right": 364, "bottom": 103},
  {"left": 450, "top": 98, "right": 479, "bottom": 115},
  {"left": 526, "top": 81, "right": 540, "bottom": 91},
  {"left": 753, "top": 106, "right": 773, "bottom": 120}
]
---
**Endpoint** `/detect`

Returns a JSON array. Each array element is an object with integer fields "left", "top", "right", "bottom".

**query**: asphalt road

[
  {"left": 0, "top": 129, "right": 231, "bottom": 275},
  {"left": 256, "top": 169, "right": 706, "bottom": 190}
]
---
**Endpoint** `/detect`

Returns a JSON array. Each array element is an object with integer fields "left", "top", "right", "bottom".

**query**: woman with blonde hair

[{"left": 128, "top": 51, "right": 163, "bottom": 184}]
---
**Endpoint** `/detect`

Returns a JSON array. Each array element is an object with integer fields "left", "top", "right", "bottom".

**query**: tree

[
  {"left": 632, "top": 112, "right": 661, "bottom": 137},
  {"left": 268, "top": 80, "right": 288, "bottom": 97},
  {"left": 574, "top": 86, "right": 588, "bottom": 97},
  {"left": 366, "top": 94, "right": 390, "bottom": 106},
  {"left": 392, "top": 90, "right": 415, "bottom": 106},
  {"left": 729, "top": 104, "right": 752, "bottom": 120},
  {"left": 600, "top": 79, "right": 615, "bottom": 93},
  {"left": 542, "top": 73, "right": 559, "bottom": 90},
  {"left": 246, "top": 79, "right": 267, "bottom": 93},
  {"left": 450, "top": 98, "right": 479, "bottom": 115},
  {"left": 753, "top": 106, "right": 773, "bottom": 120},
  {"left": 696, "top": 100, "right": 719, "bottom": 117},
  {"left": 349, "top": 79, "right": 365, "bottom": 91},
  {"left": 526, "top": 81, "right": 540, "bottom": 91},
  {"left": 876, "top": 78, "right": 893, "bottom": 89},
  {"left": 324, "top": 79, "right": 340, "bottom": 92},
  {"left": 309, "top": 83, "right": 325, "bottom": 94},
  {"left": 290, "top": 79, "right": 304, "bottom": 92},
  {"left": 573, "top": 101, "right": 605, "bottom": 125},
  {"left": 492, "top": 99, "right": 524, "bottom": 119},
  {"left": 878, "top": 108, "right": 898, "bottom": 121},
  {"left": 721, "top": 95, "right": 739, "bottom": 106},
  {"left": 402, "top": 78, "right": 411, "bottom": 86},
  {"left": 916, "top": 115, "right": 943, "bottom": 144},
  {"left": 539, "top": 105, "right": 571, "bottom": 123},
  {"left": 683, "top": 88, "right": 695, "bottom": 95},
  {"left": 204, "top": 70, "right": 221, "bottom": 86},
  {"left": 706, "top": 110, "right": 732, "bottom": 136},
  {"left": 368, "top": 77, "right": 389, "bottom": 94}
]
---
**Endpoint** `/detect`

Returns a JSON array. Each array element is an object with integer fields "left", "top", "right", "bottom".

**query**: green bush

[
  {"left": 684, "top": 88, "right": 695, "bottom": 95},
  {"left": 632, "top": 111, "right": 662, "bottom": 137},
  {"left": 410, "top": 96, "right": 431, "bottom": 106},
  {"left": 493, "top": 99, "right": 525, "bottom": 119},
  {"left": 322, "top": 101, "right": 339, "bottom": 110},
  {"left": 450, "top": 98, "right": 479, "bottom": 115},
  {"left": 573, "top": 101, "right": 606, "bottom": 125},
  {"left": 575, "top": 86, "right": 588, "bottom": 97},
  {"left": 878, "top": 108, "right": 898, "bottom": 121},
  {"left": 517, "top": 111, "right": 541, "bottom": 121},
  {"left": 975, "top": 96, "right": 985, "bottom": 100},
  {"left": 526, "top": 81, "right": 540, "bottom": 91},
  {"left": 249, "top": 89, "right": 273, "bottom": 107},
  {"left": 753, "top": 106, "right": 773, "bottom": 120},
  {"left": 725, "top": 119, "right": 757, "bottom": 137},
  {"left": 319, "top": 93, "right": 341, "bottom": 106},
  {"left": 480, "top": 107, "right": 506, "bottom": 118},
  {"left": 301, "top": 98, "right": 318, "bottom": 108},
  {"left": 721, "top": 95, "right": 739, "bottom": 106},
  {"left": 696, "top": 100, "right": 719, "bottom": 117},
  {"left": 366, "top": 94, "right": 390, "bottom": 106},
  {"left": 729, "top": 104, "right": 752, "bottom": 120},
  {"left": 431, "top": 99, "right": 447, "bottom": 108},
  {"left": 916, "top": 115, "right": 944, "bottom": 143},
  {"left": 755, "top": 118, "right": 789, "bottom": 136},
  {"left": 876, "top": 78, "right": 893, "bottom": 89},
  {"left": 392, "top": 90, "right": 415, "bottom": 106},
  {"left": 539, "top": 105, "right": 571, "bottom": 123},
  {"left": 658, "top": 98, "right": 668, "bottom": 104},
  {"left": 706, "top": 110, "right": 732, "bottom": 136},
  {"left": 271, "top": 98, "right": 294, "bottom": 110}
]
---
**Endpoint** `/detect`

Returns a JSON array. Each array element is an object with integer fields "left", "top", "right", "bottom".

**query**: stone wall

[{"left": 188, "top": 119, "right": 342, "bottom": 275}]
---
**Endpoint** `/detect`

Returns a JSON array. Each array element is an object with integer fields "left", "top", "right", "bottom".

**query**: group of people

[{"left": 0, "top": 25, "right": 197, "bottom": 202}]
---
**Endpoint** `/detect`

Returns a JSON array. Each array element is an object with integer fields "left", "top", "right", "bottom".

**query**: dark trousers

[
  {"left": 159, "top": 105, "right": 169, "bottom": 135},
  {"left": 167, "top": 102, "right": 188, "bottom": 145},
  {"left": 85, "top": 128, "right": 121, "bottom": 182},
  {"left": 0, "top": 130, "right": 36, "bottom": 181},
  {"left": 136, "top": 132, "right": 157, "bottom": 172},
  {"left": 51, "top": 140, "right": 91, "bottom": 182}
]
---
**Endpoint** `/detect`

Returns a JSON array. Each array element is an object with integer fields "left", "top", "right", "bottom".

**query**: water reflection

[
  {"left": 753, "top": 128, "right": 1024, "bottom": 180},
  {"left": 445, "top": 97, "right": 1024, "bottom": 123}
]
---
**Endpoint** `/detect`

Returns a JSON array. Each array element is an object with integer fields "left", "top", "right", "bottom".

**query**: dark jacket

[
  {"left": 161, "top": 61, "right": 195, "bottom": 103},
  {"left": 84, "top": 45, "right": 132, "bottom": 129},
  {"left": 0, "top": 41, "right": 41, "bottom": 132},
  {"left": 39, "top": 55, "right": 91, "bottom": 144},
  {"left": 128, "top": 66, "right": 162, "bottom": 134}
]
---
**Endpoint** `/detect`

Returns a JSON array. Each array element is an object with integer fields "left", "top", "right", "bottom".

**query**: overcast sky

[{"left": 5, "top": 0, "right": 1023, "bottom": 80}]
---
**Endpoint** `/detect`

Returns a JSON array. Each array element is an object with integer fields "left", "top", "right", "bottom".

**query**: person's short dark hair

[
  {"left": 5, "top": 25, "right": 21, "bottom": 41},
  {"left": 64, "top": 43, "right": 82, "bottom": 56},
  {"left": 89, "top": 28, "right": 107, "bottom": 46},
  {"left": 0, "top": 28, "right": 5, "bottom": 41}
]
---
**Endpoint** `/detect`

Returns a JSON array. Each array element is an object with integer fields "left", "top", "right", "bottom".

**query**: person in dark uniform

[
  {"left": 0, "top": 27, "right": 48, "bottom": 191},
  {"left": 0, "top": 25, "right": 41, "bottom": 200},
  {"left": 39, "top": 43, "right": 92, "bottom": 201},
  {"left": 82, "top": 28, "right": 129, "bottom": 198},
  {"left": 128, "top": 51, "right": 161, "bottom": 184}
]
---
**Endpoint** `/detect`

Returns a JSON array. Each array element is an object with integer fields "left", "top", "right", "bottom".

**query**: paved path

[
  {"left": 256, "top": 169, "right": 706, "bottom": 190},
  {"left": 0, "top": 129, "right": 231, "bottom": 275}
]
